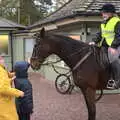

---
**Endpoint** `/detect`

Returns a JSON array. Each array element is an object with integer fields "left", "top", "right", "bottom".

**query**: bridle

[{"left": 31, "top": 45, "right": 92, "bottom": 74}]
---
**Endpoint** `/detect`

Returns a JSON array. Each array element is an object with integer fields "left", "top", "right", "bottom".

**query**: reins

[
  {"left": 31, "top": 46, "right": 92, "bottom": 81},
  {"left": 32, "top": 46, "right": 89, "bottom": 67}
]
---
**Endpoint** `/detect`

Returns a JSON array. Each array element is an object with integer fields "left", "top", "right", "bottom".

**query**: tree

[
  {"left": 54, "top": 0, "right": 69, "bottom": 6},
  {"left": 0, "top": 0, "right": 53, "bottom": 25},
  {"left": 0, "top": 0, "right": 19, "bottom": 22},
  {"left": 20, "top": 0, "right": 53, "bottom": 25},
  {"left": 50, "top": 0, "right": 69, "bottom": 12}
]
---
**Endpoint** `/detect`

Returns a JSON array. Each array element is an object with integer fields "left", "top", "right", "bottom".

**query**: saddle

[
  {"left": 91, "top": 46, "right": 110, "bottom": 69},
  {"left": 99, "top": 47, "right": 110, "bottom": 69},
  {"left": 90, "top": 45, "right": 120, "bottom": 89},
  {"left": 95, "top": 47, "right": 116, "bottom": 88}
]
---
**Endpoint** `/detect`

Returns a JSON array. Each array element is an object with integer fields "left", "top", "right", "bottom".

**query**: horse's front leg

[{"left": 81, "top": 87, "right": 96, "bottom": 120}]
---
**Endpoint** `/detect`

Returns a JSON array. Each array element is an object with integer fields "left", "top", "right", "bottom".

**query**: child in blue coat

[{"left": 14, "top": 61, "right": 33, "bottom": 120}]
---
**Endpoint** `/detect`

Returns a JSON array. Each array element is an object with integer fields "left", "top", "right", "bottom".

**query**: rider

[{"left": 89, "top": 3, "right": 120, "bottom": 89}]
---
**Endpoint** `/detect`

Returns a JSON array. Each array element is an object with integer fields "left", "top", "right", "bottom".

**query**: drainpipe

[
  {"left": 81, "top": 23, "right": 87, "bottom": 42},
  {"left": 10, "top": 31, "right": 14, "bottom": 71}
]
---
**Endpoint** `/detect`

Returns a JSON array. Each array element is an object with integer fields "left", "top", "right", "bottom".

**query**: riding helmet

[{"left": 100, "top": 4, "right": 116, "bottom": 13}]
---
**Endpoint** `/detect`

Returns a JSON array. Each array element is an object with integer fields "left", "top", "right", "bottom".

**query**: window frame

[{"left": 0, "top": 32, "right": 10, "bottom": 56}]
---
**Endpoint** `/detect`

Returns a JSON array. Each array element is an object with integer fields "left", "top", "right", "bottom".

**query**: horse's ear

[{"left": 40, "top": 27, "right": 45, "bottom": 38}]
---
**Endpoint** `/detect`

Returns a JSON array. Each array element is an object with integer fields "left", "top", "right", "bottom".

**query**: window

[
  {"left": 25, "top": 38, "right": 35, "bottom": 60},
  {"left": 0, "top": 35, "right": 9, "bottom": 55}
]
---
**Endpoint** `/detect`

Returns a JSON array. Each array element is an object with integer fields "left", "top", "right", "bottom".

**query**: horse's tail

[{"left": 95, "top": 89, "right": 103, "bottom": 102}]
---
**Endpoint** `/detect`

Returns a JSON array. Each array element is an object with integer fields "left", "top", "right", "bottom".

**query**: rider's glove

[{"left": 108, "top": 47, "right": 118, "bottom": 54}]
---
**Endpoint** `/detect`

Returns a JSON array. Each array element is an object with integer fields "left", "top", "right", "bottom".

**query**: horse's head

[{"left": 30, "top": 28, "right": 53, "bottom": 70}]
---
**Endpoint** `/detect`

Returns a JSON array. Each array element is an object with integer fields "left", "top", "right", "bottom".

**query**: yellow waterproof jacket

[{"left": 0, "top": 65, "right": 22, "bottom": 120}]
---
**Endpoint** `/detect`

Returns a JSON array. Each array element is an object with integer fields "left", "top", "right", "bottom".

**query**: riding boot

[{"left": 111, "top": 60, "right": 120, "bottom": 89}]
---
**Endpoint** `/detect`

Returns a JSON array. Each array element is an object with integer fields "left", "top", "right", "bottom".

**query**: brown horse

[{"left": 30, "top": 28, "right": 111, "bottom": 120}]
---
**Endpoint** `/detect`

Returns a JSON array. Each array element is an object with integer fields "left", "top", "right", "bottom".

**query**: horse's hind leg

[{"left": 81, "top": 87, "right": 96, "bottom": 120}]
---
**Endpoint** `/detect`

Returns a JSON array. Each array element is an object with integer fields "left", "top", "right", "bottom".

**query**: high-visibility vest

[{"left": 98, "top": 17, "right": 120, "bottom": 47}]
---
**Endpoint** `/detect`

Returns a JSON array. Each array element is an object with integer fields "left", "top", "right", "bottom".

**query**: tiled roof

[
  {"left": 29, "top": 0, "right": 120, "bottom": 29},
  {"left": 0, "top": 17, "right": 26, "bottom": 29},
  {"left": 85, "top": 0, "right": 120, "bottom": 13}
]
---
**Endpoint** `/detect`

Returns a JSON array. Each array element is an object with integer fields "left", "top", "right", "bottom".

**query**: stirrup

[{"left": 107, "top": 79, "right": 116, "bottom": 89}]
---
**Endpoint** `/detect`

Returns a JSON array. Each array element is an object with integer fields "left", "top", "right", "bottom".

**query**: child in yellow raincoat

[{"left": 0, "top": 56, "right": 24, "bottom": 120}]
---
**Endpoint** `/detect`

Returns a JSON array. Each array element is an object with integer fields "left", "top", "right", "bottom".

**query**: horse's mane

[
  {"left": 50, "top": 33, "right": 109, "bottom": 69},
  {"left": 51, "top": 34, "right": 89, "bottom": 50}
]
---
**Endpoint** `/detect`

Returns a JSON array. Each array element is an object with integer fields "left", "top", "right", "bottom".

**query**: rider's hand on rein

[{"left": 108, "top": 47, "right": 118, "bottom": 54}]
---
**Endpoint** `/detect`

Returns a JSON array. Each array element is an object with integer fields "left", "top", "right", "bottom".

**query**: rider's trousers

[
  {"left": 111, "top": 60, "right": 120, "bottom": 83},
  {"left": 108, "top": 47, "right": 120, "bottom": 86}
]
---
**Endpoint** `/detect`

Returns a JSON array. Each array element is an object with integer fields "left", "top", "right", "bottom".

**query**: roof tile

[
  {"left": 0, "top": 17, "right": 26, "bottom": 29},
  {"left": 29, "top": 0, "right": 120, "bottom": 28}
]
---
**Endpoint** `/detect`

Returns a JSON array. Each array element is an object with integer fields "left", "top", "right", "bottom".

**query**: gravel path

[{"left": 29, "top": 72, "right": 120, "bottom": 120}]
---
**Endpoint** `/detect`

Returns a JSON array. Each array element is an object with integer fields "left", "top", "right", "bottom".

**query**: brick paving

[{"left": 29, "top": 72, "right": 120, "bottom": 120}]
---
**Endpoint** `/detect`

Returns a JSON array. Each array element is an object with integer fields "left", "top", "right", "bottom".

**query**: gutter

[{"left": 28, "top": 12, "right": 101, "bottom": 30}]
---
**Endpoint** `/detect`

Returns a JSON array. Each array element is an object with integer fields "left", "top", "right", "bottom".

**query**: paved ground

[{"left": 29, "top": 72, "right": 120, "bottom": 120}]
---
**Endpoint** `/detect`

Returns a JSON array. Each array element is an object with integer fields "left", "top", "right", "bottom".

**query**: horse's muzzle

[{"left": 30, "top": 57, "right": 41, "bottom": 70}]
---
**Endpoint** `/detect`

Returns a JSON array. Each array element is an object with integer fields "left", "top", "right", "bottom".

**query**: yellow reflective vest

[{"left": 99, "top": 17, "right": 120, "bottom": 47}]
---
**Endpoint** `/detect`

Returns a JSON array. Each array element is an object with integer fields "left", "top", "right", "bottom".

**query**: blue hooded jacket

[
  {"left": 14, "top": 61, "right": 30, "bottom": 78},
  {"left": 14, "top": 61, "right": 33, "bottom": 114}
]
